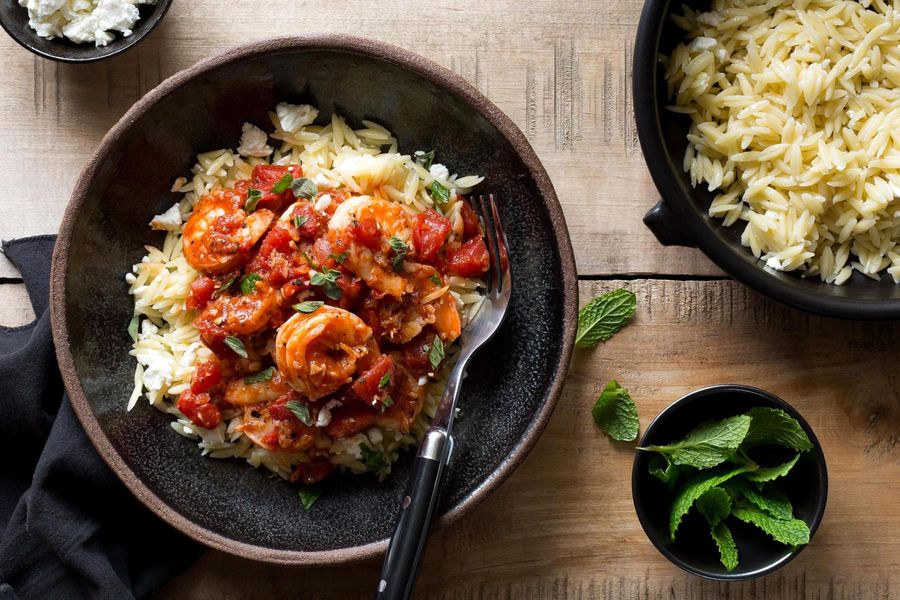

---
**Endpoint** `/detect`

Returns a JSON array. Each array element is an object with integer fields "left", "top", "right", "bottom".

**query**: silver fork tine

[
  {"left": 488, "top": 194, "right": 510, "bottom": 296},
  {"left": 478, "top": 194, "right": 501, "bottom": 296}
]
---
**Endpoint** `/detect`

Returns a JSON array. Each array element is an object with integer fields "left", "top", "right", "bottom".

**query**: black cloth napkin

[{"left": 0, "top": 236, "right": 202, "bottom": 600}]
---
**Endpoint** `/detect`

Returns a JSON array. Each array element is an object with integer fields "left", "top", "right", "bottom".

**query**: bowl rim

[
  {"left": 0, "top": 0, "right": 173, "bottom": 64},
  {"left": 633, "top": 0, "right": 900, "bottom": 320},
  {"left": 630, "top": 384, "right": 829, "bottom": 581},
  {"left": 49, "top": 34, "right": 578, "bottom": 565}
]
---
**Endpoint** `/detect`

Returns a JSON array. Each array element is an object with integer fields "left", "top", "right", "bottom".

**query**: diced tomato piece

[
  {"left": 349, "top": 217, "right": 380, "bottom": 250},
  {"left": 186, "top": 276, "right": 216, "bottom": 311},
  {"left": 250, "top": 164, "right": 302, "bottom": 212},
  {"left": 291, "top": 457, "right": 335, "bottom": 484},
  {"left": 190, "top": 360, "right": 222, "bottom": 394},
  {"left": 447, "top": 237, "right": 490, "bottom": 277},
  {"left": 400, "top": 332, "right": 435, "bottom": 374},
  {"left": 413, "top": 209, "right": 452, "bottom": 262},
  {"left": 266, "top": 392, "right": 306, "bottom": 422},
  {"left": 257, "top": 224, "right": 294, "bottom": 257},
  {"left": 333, "top": 274, "right": 364, "bottom": 309},
  {"left": 261, "top": 430, "right": 280, "bottom": 447},
  {"left": 289, "top": 204, "right": 322, "bottom": 240},
  {"left": 350, "top": 355, "right": 394, "bottom": 403},
  {"left": 177, "top": 390, "right": 221, "bottom": 429},
  {"left": 324, "top": 404, "right": 378, "bottom": 438},
  {"left": 459, "top": 198, "right": 482, "bottom": 240}
]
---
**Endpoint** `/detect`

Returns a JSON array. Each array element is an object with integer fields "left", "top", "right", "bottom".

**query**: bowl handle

[{"left": 643, "top": 199, "right": 697, "bottom": 248}]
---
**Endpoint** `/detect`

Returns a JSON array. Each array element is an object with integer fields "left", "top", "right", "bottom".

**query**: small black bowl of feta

[{"left": 0, "top": 0, "right": 173, "bottom": 63}]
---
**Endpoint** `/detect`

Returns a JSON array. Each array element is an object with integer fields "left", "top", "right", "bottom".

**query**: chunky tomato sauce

[{"left": 177, "top": 164, "right": 488, "bottom": 482}]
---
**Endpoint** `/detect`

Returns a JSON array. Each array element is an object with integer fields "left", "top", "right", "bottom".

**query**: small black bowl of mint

[{"left": 631, "top": 385, "right": 828, "bottom": 581}]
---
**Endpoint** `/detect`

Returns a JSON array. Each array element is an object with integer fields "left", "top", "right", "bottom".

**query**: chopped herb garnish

[
  {"left": 213, "top": 275, "right": 237, "bottom": 298},
  {"left": 378, "top": 372, "right": 391, "bottom": 389},
  {"left": 244, "top": 367, "right": 274, "bottom": 384},
  {"left": 127, "top": 315, "right": 139, "bottom": 342},
  {"left": 429, "top": 274, "right": 442, "bottom": 286},
  {"left": 330, "top": 251, "right": 348, "bottom": 264},
  {"left": 387, "top": 236, "right": 408, "bottom": 273},
  {"left": 293, "top": 301, "right": 324, "bottom": 313},
  {"left": 240, "top": 273, "right": 261, "bottom": 295},
  {"left": 360, "top": 443, "right": 388, "bottom": 472},
  {"left": 285, "top": 400, "right": 313, "bottom": 426},
  {"left": 381, "top": 395, "right": 394, "bottom": 412},
  {"left": 414, "top": 149, "right": 435, "bottom": 170},
  {"left": 429, "top": 336, "right": 445, "bottom": 370},
  {"left": 291, "top": 177, "right": 317, "bottom": 200},
  {"left": 298, "top": 486, "right": 322, "bottom": 510},
  {"left": 244, "top": 188, "right": 262, "bottom": 212},
  {"left": 293, "top": 215, "right": 309, "bottom": 229},
  {"left": 310, "top": 266, "right": 342, "bottom": 300},
  {"left": 271, "top": 173, "right": 293, "bottom": 194},
  {"left": 430, "top": 180, "right": 450, "bottom": 207},
  {"left": 224, "top": 336, "right": 248, "bottom": 358}
]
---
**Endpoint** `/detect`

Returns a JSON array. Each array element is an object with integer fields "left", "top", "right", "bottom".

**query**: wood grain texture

[
  {"left": 0, "top": 0, "right": 721, "bottom": 278},
  {"left": 153, "top": 279, "right": 900, "bottom": 600}
]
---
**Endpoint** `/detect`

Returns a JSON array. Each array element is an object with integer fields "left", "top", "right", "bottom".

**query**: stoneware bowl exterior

[
  {"left": 634, "top": 0, "right": 900, "bottom": 320},
  {"left": 632, "top": 385, "right": 828, "bottom": 580},
  {"left": 50, "top": 35, "right": 577, "bottom": 564},
  {"left": 0, "top": 0, "right": 172, "bottom": 63}
]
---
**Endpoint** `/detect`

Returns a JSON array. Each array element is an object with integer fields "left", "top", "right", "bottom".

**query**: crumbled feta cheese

[
  {"left": 237, "top": 122, "right": 273, "bottom": 158},
  {"left": 765, "top": 257, "right": 784, "bottom": 271},
  {"left": 140, "top": 350, "right": 172, "bottom": 392},
  {"left": 367, "top": 428, "right": 383, "bottom": 444},
  {"left": 314, "top": 193, "right": 332, "bottom": 212},
  {"left": 20, "top": 0, "right": 157, "bottom": 47},
  {"left": 124, "top": 273, "right": 136, "bottom": 284},
  {"left": 315, "top": 405, "right": 332, "bottom": 428},
  {"left": 149, "top": 203, "right": 182, "bottom": 231},
  {"left": 429, "top": 163, "right": 450, "bottom": 181},
  {"left": 417, "top": 376, "right": 427, "bottom": 386},
  {"left": 275, "top": 103, "right": 318, "bottom": 133},
  {"left": 140, "top": 319, "right": 158, "bottom": 337}
]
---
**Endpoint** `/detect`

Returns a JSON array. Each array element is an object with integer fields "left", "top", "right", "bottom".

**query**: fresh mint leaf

[
  {"left": 298, "top": 486, "right": 322, "bottom": 509},
  {"left": 378, "top": 372, "right": 391, "bottom": 389},
  {"left": 415, "top": 149, "right": 435, "bottom": 170},
  {"left": 214, "top": 275, "right": 237, "bottom": 298},
  {"left": 285, "top": 400, "right": 312, "bottom": 426},
  {"left": 695, "top": 487, "right": 732, "bottom": 526},
  {"left": 293, "top": 301, "right": 324, "bottom": 313},
  {"left": 224, "top": 336, "right": 248, "bottom": 358},
  {"left": 291, "top": 177, "right": 317, "bottom": 200},
  {"left": 244, "top": 188, "right": 262, "bottom": 212},
  {"left": 293, "top": 215, "right": 308, "bottom": 229},
  {"left": 744, "top": 454, "right": 800, "bottom": 483},
  {"left": 387, "top": 236, "right": 408, "bottom": 272},
  {"left": 128, "top": 315, "right": 139, "bottom": 342},
  {"left": 640, "top": 414, "right": 753, "bottom": 469},
  {"left": 669, "top": 465, "right": 754, "bottom": 540},
  {"left": 310, "top": 267, "right": 342, "bottom": 300},
  {"left": 731, "top": 506, "right": 810, "bottom": 547},
  {"left": 271, "top": 173, "right": 293, "bottom": 194},
  {"left": 575, "top": 288, "right": 636, "bottom": 349},
  {"left": 429, "top": 336, "right": 445, "bottom": 370},
  {"left": 648, "top": 455, "right": 681, "bottom": 485},
  {"left": 591, "top": 380, "right": 639, "bottom": 441},
  {"left": 727, "top": 480, "right": 793, "bottom": 520},
  {"left": 429, "top": 274, "right": 442, "bottom": 286},
  {"left": 711, "top": 521, "right": 739, "bottom": 571},
  {"left": 244, "top": 367, "right": 274, "bottom": 384},
  {"left": 240, "top": 273, "right": 261, "bottom": 295},
  {"left": 430, "top": 180, "right": 450, "bottom": 207},
  {"left": 360, "top": 443, "right": 387, "bottom": 472},
  {"left": 741, "top": 407, "right": 813, "bottom": 452}
]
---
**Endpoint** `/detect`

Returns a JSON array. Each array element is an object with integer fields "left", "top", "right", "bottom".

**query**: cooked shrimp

[
  {"left": 275, "top": 305, "right": 379, "bottom": 400},
  {"left": 328, "top": 195, "right": 414, "bottom": 297},
  {"left": 194, "top": 281, "right": 278, "bottom": 347},
  {"left": 183, "top": 190, "right": 275, "bottom": 273},
  {"left": 223, "top": 369, "right": 291, "bottom": 406},
  {"left": 236, "top": 397, "right": 317, "bottom": 452}
]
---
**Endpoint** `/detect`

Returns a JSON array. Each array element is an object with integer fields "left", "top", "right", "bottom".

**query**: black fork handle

[{"left": 376, "top": 429, "right": 449, "bottom": 600}]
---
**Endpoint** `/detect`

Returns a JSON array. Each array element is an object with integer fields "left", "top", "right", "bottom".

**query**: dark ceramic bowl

[
  {"left": 50, "top": 35, "right": 577, "bottom": 564},
  {"left": 634, "top": 0, "right": 900, "bottom": 320},
  {"left": 632, "top": 385, "right": 828, "bottom": 580},
  {"left": 0, "top": 0, "right": 171, "bottom": 63}
]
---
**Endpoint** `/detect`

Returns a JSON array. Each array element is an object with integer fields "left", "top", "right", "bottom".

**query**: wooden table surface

[{"left": 1, "top": 1, "right": 898, "bottom": 598}]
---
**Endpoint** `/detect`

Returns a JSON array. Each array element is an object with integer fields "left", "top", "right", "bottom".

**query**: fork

[{"left": 375, "top": 194, "right": 512, "bottom": 600}]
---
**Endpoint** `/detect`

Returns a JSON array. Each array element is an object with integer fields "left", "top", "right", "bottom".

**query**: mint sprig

[
  {"left": 591, "top": 380, "right": 638, "bottom": 442},
  {"left": 639, "top": 415, "right": 752, "bottom": 469}
]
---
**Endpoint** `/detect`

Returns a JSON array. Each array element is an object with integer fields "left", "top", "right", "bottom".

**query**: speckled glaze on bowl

[
  {"left": 0, "top": 0, "right": 172, "bottom": 63},
  {"left": 50, "top": 35, "right": 577, "bottom": 565}
]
